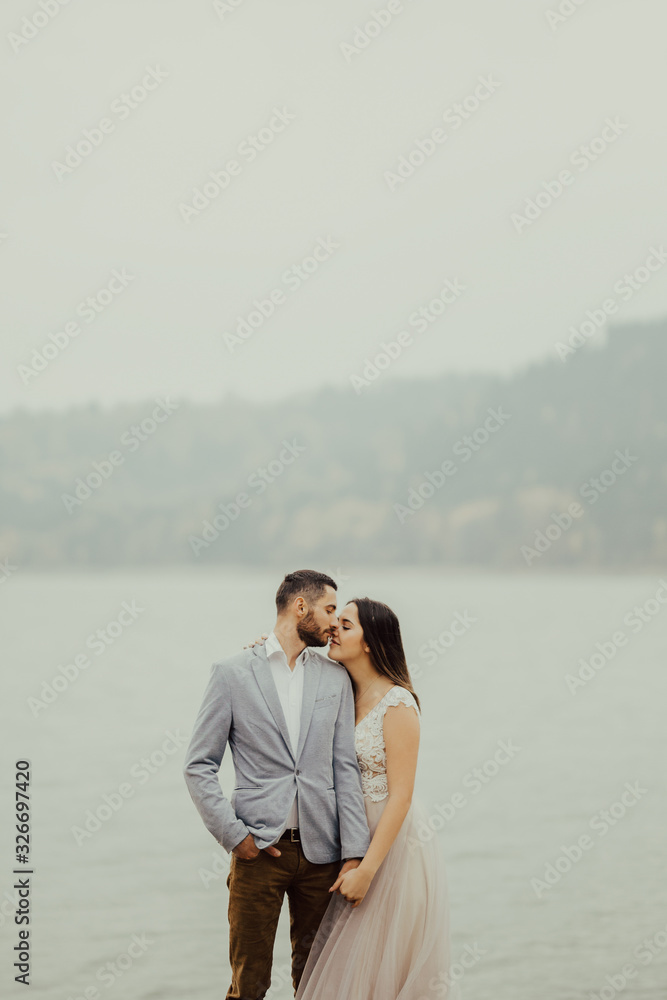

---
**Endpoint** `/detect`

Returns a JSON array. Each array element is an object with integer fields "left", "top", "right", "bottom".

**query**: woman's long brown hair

[{"left": 348, "top": 597, "right": 421, "bottom": 711}]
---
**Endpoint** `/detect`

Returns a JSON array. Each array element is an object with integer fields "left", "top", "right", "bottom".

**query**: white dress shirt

[{"left": 264, "top": 631, "right": 308, "bottom": 831}]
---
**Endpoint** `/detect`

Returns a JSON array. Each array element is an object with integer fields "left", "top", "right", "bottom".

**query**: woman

[{"left": 294, "top": 596, "right": 457, "bottom": 1000}]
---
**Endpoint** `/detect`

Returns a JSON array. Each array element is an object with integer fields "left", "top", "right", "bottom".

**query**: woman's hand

[
  {"left": 329, "top": 865, "right": 373, "bottom": 908},
  {"left": 243, "top": 633, "right": 269, "bottom": 649}
]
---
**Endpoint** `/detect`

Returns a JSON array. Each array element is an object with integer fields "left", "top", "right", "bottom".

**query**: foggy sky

[{"left": 2, "top": 0, "right": 666, "bottom": 414}]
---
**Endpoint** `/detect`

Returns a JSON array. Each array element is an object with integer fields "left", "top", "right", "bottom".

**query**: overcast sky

[{"left": 2, "top": 0, "right": 666, "bottom": 414}]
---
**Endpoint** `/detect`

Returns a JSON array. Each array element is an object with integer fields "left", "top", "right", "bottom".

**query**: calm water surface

[{"left": 1, "top": 569, "right": 665, "bottom": 1000}]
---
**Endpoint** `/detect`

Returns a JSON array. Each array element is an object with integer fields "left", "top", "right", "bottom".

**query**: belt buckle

[{"left": 290, "top": 828, "right": 299, "bottom": 842}]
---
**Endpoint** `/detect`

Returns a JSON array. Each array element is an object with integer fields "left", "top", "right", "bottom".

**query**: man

[{"left": 183, "top": 569, "right": 371, "bottom": 1000}]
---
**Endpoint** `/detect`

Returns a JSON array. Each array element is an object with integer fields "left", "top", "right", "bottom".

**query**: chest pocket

[{"left": 313, "top": 693, "right": 338, "bottom": 712}]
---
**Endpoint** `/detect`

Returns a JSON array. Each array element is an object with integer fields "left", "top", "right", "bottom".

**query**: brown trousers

[{"left": 225, "top": 839, "right": 341, "bottom": 1000}]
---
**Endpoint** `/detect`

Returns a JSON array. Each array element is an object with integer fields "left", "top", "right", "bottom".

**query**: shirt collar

[{"left": 265, "top": 631, "right": 310, "bottom": 663}]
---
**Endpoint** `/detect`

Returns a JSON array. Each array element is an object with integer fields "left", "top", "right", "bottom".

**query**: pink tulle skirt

[{"left": 295, "top": 793, "right": 456, "bottom": 999}]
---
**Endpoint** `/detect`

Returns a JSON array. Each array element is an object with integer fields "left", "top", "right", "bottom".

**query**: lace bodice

[{"left": 354, "top": 685, "right": 420, "bottom": 802}]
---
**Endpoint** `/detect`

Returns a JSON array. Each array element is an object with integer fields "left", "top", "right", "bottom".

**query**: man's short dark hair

[{"left": 275, "top": 570, "right": 337, "bottom": 613}]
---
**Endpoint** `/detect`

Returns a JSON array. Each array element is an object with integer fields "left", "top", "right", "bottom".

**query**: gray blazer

[{"left": 183, "top": 644, "right": 371, "bottom": 864}]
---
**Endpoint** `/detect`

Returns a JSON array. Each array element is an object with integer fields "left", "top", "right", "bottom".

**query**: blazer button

[{"left": 295, "top": 769, "right": 300, "bottom": 775}]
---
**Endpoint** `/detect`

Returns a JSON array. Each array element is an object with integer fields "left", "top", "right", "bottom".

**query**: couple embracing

[{"left": 184, "top": 570, "right": 455, "bottom": 999}]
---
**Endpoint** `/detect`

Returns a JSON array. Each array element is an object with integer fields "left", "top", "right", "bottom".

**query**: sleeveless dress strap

[{"left": 379, "top": 686, "right": 420, "bottom": 721}]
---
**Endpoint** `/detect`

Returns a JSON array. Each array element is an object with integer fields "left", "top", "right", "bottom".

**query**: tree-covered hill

[{"left": 1, "top": 319, "right": 665, "bottom": 570}]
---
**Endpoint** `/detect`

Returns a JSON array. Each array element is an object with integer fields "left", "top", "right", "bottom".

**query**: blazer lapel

[
  {"left": 295, "top": 651, "right": 322, "bottom": 765},
  {"left": 251, "top": 647, "right": 294, "bottom": 761}
]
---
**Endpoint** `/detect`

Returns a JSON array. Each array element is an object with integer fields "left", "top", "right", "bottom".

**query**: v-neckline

[{"left": 354, "top": 685, "right": 397, "bottom": 730}]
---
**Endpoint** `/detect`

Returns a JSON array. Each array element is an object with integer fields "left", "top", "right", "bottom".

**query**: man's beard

[{"left": 297, "top": 611, "right": 329, "bottom": 648}]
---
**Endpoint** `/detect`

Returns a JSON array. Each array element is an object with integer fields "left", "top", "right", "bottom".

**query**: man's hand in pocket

[{"left": 232, "top": 832, "right": 281, "bottom": 859}]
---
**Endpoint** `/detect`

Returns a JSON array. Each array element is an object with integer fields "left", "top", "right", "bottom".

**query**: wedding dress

[{"left": 296, "top": 685, "right": 457, "bottom": 999}]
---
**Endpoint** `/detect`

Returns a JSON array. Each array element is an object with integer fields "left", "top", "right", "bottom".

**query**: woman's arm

[{"left": 330, "top": 701, "right": 420, "bottom": 907}]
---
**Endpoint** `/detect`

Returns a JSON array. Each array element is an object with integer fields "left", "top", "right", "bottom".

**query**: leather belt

[{"left": 279, "top": 828, "right": 300, "bottom": 842}]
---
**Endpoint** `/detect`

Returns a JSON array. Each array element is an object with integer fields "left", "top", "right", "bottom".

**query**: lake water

[{"left": 1, "top": 569, "right": 666, "bottom": 1000}]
